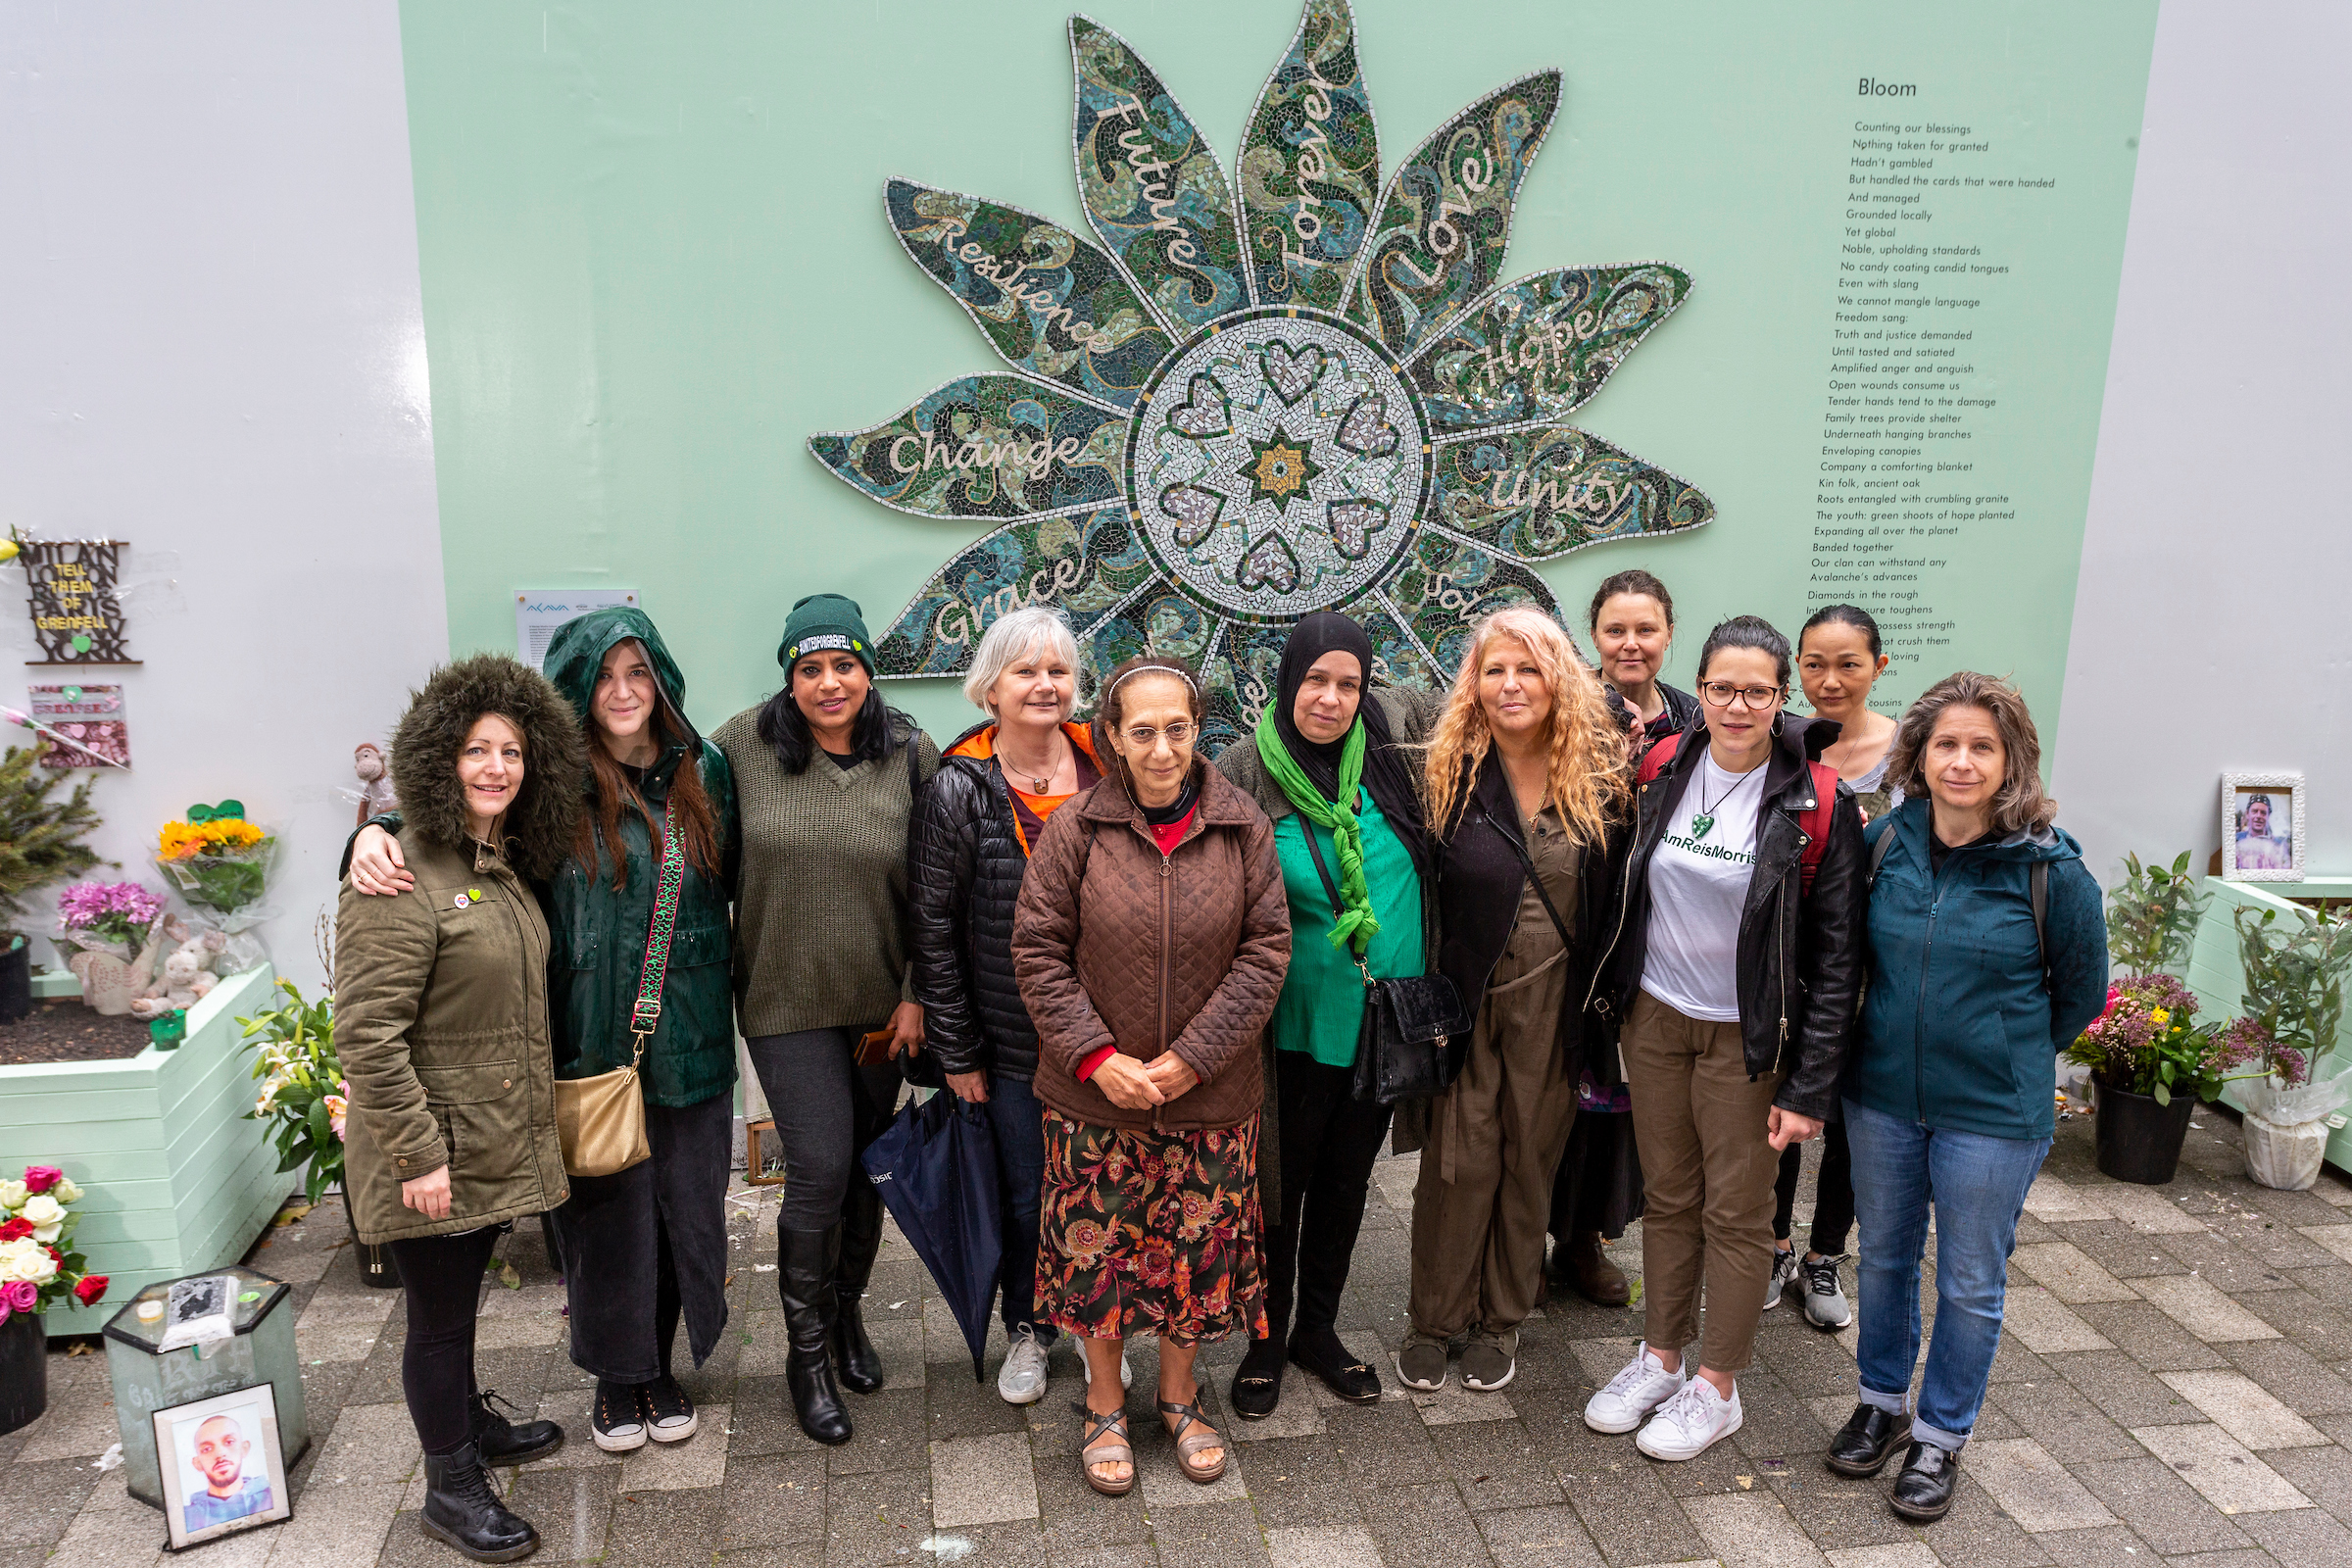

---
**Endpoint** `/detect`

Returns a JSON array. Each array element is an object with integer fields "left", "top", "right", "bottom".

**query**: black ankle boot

[
  {"left": 421, "top": 1441, "right": 539, "bottom": 1562},
  {"left": 469, "top": 1388, "right": 564, "bottom": 1466},
  {"left": 1890, "top": 1441, "right": 1960, "bottom": 1521},
  {"left": 780, "top": 1225, "right": 854, "bottom": 1446},
  {"left": 830, "top": 1181, "right": 886, "bottom": 1396}
]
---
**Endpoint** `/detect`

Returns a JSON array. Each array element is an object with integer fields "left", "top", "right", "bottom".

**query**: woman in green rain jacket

[{"left": 348, "top": 608, "right": 739, "bottom": 1455}]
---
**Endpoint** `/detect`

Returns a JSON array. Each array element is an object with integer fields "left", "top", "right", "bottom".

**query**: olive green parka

[
  {"left": 337, "top": 655, "right": 585, "bottom": 1245},
  {"left": 540, "top": 608, "right": 740, "bottom": 1107}
]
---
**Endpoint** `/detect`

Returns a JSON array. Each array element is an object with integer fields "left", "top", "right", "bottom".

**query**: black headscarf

[{"left": 1271, "top": 612, "right": 1432, "bottom": 878}]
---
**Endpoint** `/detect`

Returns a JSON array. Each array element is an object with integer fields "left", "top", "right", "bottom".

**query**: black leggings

[
  {"left": 1772, "top": 1118, "right": 1854, "bottom": 1256},
  {"left": 1261, "top": 1053, "right": 1393, "bottom": 1339},
  {"left": 744, "top": 1028, "right": 900, "bottom": 1232},
  {"left": 386, "top": 1226, "right": 502, "bottom": 1455}
]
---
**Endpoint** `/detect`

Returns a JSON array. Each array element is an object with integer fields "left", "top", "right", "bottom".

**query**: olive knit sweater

[{"left": 713, "top": 709, "right": 941, "bottom": 1039}]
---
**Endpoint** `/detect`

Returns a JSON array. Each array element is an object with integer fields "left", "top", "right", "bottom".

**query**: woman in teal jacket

[
  {"left": 349, "top": 608, "right": 740, "bottom": 1455},
  {"left": 1828, "top": 672, "right": 2106, "bottom": 1523}
]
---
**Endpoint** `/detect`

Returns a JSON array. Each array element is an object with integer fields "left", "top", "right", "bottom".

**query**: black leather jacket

[
  {"left": 906, "top": 723, "right": 1053, "bottom": 1080},
  {"left": 1601, "top": 712, "right": 1867, "bottom": 1120}
]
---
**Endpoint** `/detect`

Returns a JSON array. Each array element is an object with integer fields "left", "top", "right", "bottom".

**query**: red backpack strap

[
  {"left": 1796, "top": 761, "right": 1839, "bottom": 894},
  {"left": 1636, "top": 732, "right": 1682, "bottom": 786}
]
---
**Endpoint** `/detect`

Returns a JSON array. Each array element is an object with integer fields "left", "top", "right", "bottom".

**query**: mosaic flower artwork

[{"left": 809, "top": 0, "right": 1712, "bottom": 746}]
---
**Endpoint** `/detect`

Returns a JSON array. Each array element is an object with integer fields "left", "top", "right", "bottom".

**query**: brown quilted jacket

[{"left": 1012, "top": 764, "right": 1291, "bottom": 1132}]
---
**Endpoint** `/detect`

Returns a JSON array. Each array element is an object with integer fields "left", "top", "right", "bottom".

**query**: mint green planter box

[
  {"left": 0, "top": 965, "right": 287, "bottom": 1339},
  {"left": 2181, "top": 877, "right": 2352, "bottom": 1177}
]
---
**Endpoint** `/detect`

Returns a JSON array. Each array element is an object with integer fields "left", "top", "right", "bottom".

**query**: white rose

[
  {"left": 18, "top": 1196, "right": 63, "bottom": 1227},
  {"left": 22, "top": 1249, "right": 56, "bottom": 1285},
  {"left": 51, "top": 1178, "right": 81, "bottom": 1203},
  {"left": 0, "top": 1181, "right": 25, "bottom": 1208},
  {"left": 0, "top": 1253, "right": 20, "bottom": 1283},
  {"left": 31, "top": 1224, "right": 60, "bottom": 1246}
]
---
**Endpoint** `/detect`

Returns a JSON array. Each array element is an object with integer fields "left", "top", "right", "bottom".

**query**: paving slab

[
  {"left": 2001, "top": 1284, "right": 2118, "bottom": 1353},
  {"left": 1964, "top": 1437, "right": 2122, "bottom": 1532},
  {"left": 929, "top": 1430, "right": 1040, "bottom": 1527},
  {"left": 2129, "top": 1423, "right": 2315, "bottom": 1515},
  {"left": 2134, "top": 1276, "right": 2287, "bottom": 1343},
  {"left": 2155, "top": 1372, "right": 2330, "bottom": 1450},
  {"left": 1266, "top": 1523, "right": 1389, "bottom": 1567},
  {"left": 1682, "top": 1492, "right": 1833, "bottom": 1568},
  {"left": 2014, "top": 1241, "right": 2143, "bottom": 1303}
]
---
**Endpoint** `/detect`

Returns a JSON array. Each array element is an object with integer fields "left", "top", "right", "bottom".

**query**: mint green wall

[{"left": 400, "top": 0, "right": 2155, "bottom": 745}]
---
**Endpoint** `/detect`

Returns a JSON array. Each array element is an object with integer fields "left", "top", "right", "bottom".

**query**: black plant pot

[
  {"left": 343, "top": 1195, "right": 402, "bottom": 1290},
  {"left": 0, "top": 937, "right": 30, "bottom": 1025},
  {"left": 2094, "top": 1081, "right": 2196, "bottom": 1185},
  {"left": 0, "top": 1308, "right": 45, "bottom": 1436}
]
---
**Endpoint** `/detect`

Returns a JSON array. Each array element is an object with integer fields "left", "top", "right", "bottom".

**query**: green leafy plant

[
  {"left": 2066, "top": 973, "right": 2267, "bottom": 1106},
  {"left": 2234, "top": 905, "right": 2352, "bottom": 1085},
  {"left": 0, "top": 745, "right": 103, "bottom": 937},
  {"left": 236, "top": 980, "right": 343, "bottom": 1206},
  {"left": 2105, "top": 852, "right": 2210, "bottom": 976}
]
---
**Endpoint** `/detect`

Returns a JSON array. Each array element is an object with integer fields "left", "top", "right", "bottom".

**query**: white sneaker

[
  {"left": 1635, "top": 1375, "right": 1743, "bottom": 1461},
  {"left": 1583, "top": 1342, "right": 1688, "bottom": 1434},
  {"left": 998, "top": 1323, "right": 1052, "bottom": 1405}
]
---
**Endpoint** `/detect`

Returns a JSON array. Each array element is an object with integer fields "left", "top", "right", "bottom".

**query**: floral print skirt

[{"left": 1038, "top": 1110, "right": 1267, "bottom": 1346}]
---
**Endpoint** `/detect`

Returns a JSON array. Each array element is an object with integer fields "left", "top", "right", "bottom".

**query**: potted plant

[
  {"left": 0, "top": 746, "right": 103, "bottom": 1023},
  {"left": 52, "top": 880, "right": 167, "bottom": 1013},
  {"left": 0, "top": 1164, "right": 110, "bottom": 1435},
  {"left": 2106, "top": 852, "right": 2210, "bottom": 976},
  {"left": 2067, "top": 975, "right": 2245, "bottom": 1184},
  {"left": 235, "top": 979, "right": 393, "bottom": 1287},
  {"left": 2230, "top": 905, "right": 2351, "bottom": 1190}
]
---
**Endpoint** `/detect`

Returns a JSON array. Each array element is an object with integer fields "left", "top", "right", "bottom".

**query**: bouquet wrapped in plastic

[
  {"left": 51, "top": 879, "right": 164, "bottom": 963},
  {"left": 154, "top": 801, "right": 276, "bottom": 973}
]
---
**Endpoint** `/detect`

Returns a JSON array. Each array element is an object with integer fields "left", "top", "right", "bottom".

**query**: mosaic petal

[
  {"left": 1201, "top": 616, "right": 1295, "bottom": 755},
  {"left": 875, "top": 507, "right": 1158, "bottom": 679},
  {"left": 887, "top": 178, "right": 1176, "bottom": 409},
  {"left": 1070, "top": 17, "right": 1246, "bottom": 334},
  {"left": 1408, "top": 264, "right": 1693, "bottom": 432},
  {"left": 1237, "top": 0, "right": 1380, "bottom": 314},
  {"left": 1383, "top": 529, "right": 1560, "bottom": 676},
  {"left": 1429, "top": 422, "right": 1713, "bottom": 561},
  {"left": 1078, "top": 586, "right": 1221, "bottom": 705},
  {"left": 1344, "top": 71, "right": 1560, "bottom": 359},
  {"left": 808, "top": 375, "right": 1125, "bottom": 519}
]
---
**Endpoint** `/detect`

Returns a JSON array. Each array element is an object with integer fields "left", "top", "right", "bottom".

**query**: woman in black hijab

[{"left": 1213, "top": 613, "right": 1444, "bottom": 1417}]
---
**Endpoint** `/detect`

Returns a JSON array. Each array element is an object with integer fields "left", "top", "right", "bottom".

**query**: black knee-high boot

[
  {"left": 779, "top": 1225, "right": 853, "bottom": 1446},
  {"left": 830, "top": 1179, "right": 885, "bottom": 1395}
]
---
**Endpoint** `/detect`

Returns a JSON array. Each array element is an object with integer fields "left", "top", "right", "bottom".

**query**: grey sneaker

[
  {"left": 1396, "top": 1331, "right": 1447, "bottom": 1391},
  {"left": 1801, "top": 1254, "right": 1852, "bottom": 1331},
  {"left": 1763, "top": 1246, "right": 1799, "bottom": 1310},
  {"left": 1460, "top": 1327, "right": 1518, "bottom": 1392},
  {"left": 998, "top": 1323, "right": 1052, "bottom": 1405}
]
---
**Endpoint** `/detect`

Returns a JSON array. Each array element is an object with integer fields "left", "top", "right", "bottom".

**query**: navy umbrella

[{"left": 859, "top": 1091, "right": 1003, "bottom": 1381}]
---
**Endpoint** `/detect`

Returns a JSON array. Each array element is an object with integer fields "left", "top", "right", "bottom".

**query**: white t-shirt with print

[{"left": 1641, "top": 750, "right": 1767, "bottom": 1022}]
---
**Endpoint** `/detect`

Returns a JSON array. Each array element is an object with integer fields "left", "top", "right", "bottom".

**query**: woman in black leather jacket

[{"left": 907, "top": 607, "right": 1103, "bottom": 1407}]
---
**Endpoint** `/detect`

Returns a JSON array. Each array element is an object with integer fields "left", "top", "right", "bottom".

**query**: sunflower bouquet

[{"left": 154, "top": 800, "right": 276, "bottom": 917}]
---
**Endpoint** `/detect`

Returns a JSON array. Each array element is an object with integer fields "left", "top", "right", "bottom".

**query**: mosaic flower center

[{"left": 1123, "top": 308, "right": 1432, "bottom": 621}]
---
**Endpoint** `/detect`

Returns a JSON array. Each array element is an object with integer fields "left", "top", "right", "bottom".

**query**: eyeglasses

[
  {"left": 1698, "top": 681, "right": 1784, "bottom": 710},
  {"left": 1120, "top": 721, "right": 1195, "bottom": 750}
]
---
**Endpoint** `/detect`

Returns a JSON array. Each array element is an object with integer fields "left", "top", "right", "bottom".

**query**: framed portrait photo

[
  {"left": 2222, "top": 771, "right": 2305, "bottom": 883},
  {"left": 154, "top": 1384, "right": 290, "bottom": 1550}
]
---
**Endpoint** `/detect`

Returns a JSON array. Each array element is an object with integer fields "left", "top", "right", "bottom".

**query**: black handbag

[{"left": 1297, "top": 818, "right": 1469, "bottom": 1104}]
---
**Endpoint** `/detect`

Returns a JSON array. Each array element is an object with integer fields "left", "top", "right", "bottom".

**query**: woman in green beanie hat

[{"left": 715, "top": 593, "right": 940, "bottom": 1446}]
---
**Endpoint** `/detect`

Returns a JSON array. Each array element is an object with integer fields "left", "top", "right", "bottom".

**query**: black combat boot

[
  {"left": 420, "top": 1441, "right": 539, "bottom": 1562},
  {"left": 780, "top": 1225, "right": 854, "bottom": 1445},
  {"left": 469, "top": 1388, "right": 564, "bottom": 1466}
]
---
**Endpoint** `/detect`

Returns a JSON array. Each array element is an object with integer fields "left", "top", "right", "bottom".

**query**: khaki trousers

[
  {"left": 1407, "top": 949, "right": 1578, "bottom": 1339},
  {"left": 1622, "top": 989, "right": 1785, "bottom": 1374}
]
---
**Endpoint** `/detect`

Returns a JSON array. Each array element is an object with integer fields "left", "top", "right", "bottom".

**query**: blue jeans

[
  {"left": 1844, "top": 1097, "right": 2049, "bottom": 1453},
  {"left": 983, "top": 1071, "right": 1054, "bottom": 1342}
]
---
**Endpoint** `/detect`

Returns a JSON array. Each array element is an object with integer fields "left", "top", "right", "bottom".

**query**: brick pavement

[{"left": 9, "top": 1109, "right": 2352, "bottom": 1568}]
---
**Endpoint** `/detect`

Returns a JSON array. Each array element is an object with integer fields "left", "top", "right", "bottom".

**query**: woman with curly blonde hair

[{"left": 1398, "top": 605, "right": 1633, "bottom": 1396}]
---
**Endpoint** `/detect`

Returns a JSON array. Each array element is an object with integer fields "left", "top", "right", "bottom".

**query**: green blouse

[{"left": 1268, "top": 792, "right": 1427, "bottom": 1067}]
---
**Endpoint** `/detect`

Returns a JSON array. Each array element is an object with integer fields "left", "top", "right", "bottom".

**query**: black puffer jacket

[
  {"left": 907, "top": 720, "right": 1097, "bottom": 1080},
  {"left": 1602, "top": 711, "right": 1867, "bottom": 1120}
]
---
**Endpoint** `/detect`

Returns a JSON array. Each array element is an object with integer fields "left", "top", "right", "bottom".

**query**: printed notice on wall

[
  {"left": 515, "top": 590, "right": 639, "bottom": 671},
  {"left": 27, "top": 682, "right": 129, "bottom": 768}
]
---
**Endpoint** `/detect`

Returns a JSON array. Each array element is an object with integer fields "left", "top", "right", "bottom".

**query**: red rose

[
  {"left": 74, "top": 1275, "right": 108, "bottom": 1306},
  {"left": 0, "top": 1219, "right": 29, "bottom": 1243},
  {"left": 45, "top": 1245, "right": 63, "bottom": 1265}
]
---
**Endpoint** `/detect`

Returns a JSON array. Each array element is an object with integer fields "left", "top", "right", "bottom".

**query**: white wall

[
  {"left": 0, "top": 2, "right": 447, "bottom": 995},
  {"left": 2055, "top": 0, "right": 2352, "bottom": 883}
]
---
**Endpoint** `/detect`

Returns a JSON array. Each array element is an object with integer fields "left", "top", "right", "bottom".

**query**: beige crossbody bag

[{"left": 555, "top": 806, "right": 685, "bottom": 1178}]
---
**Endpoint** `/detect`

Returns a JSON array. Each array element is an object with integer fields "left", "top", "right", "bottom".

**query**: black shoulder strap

[
  {"left": 1298, "top": 815, "right": 1347, "bottom": 923},
  {"left": 1868, "top": 824, "right": 2048, "bottom": 987},
  {"left": 1477, "top": 808, "right": 1576, "bottom": 951},
  {"left": 1867, "top": 825, "right": 1896, "bottom": 884}
]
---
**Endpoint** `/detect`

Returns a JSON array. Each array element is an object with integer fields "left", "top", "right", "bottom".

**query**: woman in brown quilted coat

[{"left": 1011, "top": 657, "right": 1291, "bottom": 1499}]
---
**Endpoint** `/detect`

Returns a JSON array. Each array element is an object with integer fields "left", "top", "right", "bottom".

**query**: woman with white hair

[{"left": 908, "top": 606, "right": 1106, "bottom": 1404}]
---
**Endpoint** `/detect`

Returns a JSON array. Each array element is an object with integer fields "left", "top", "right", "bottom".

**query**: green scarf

[{"left": 1253, "top": 707, "right": 1380, "bottom": 955}]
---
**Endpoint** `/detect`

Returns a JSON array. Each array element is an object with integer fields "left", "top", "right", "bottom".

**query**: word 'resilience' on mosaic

[
  {"left": 929, "top": 217, "right": 1117, "bottom": 353},
  {"left": 887, "top": 427, "right": 1087, "bottom": 481},
  {"left": 930, "top": 554, "right": 1092, "bottom": 648}
]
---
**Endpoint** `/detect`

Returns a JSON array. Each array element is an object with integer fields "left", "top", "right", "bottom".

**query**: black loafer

[
  {"left": 1824, "top": 1402, "right": 1910, "bottom": 1478},
  {"left": 1290, "top": 1326, "right": 1381, "bottom": 1405},
  {"left": 1230, "top": 1336, "right": 1284, "bottom": 1420},
  {"left": 1890, "top": 1441, "right": 1960, "bottom": 1521}
]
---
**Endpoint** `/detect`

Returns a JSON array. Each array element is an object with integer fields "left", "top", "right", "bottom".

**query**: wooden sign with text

[{"left": 19, "top": 538, "right": 139, "bottom": 665}]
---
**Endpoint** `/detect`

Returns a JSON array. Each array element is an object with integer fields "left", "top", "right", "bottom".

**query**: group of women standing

[{"left": 331, "top": 568, "right": 2110, "bottom": 1561}]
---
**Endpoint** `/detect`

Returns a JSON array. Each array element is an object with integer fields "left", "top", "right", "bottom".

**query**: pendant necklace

[{"left": 1690, "top": 761, "right": 1758, "bottom": 841}]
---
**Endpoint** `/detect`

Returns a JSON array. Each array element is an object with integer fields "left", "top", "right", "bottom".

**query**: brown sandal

[
  {"left": 1073, "top": 1402, "right": 1135, "bottom": 1496},
  {"left": 1157, "top": 1390, "right": 1228, "bottom": 1485}
]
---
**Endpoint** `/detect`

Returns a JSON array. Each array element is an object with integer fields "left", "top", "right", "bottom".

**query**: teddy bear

[{"left": 128, "top": 940, "right": 218, "bottom": 1020}]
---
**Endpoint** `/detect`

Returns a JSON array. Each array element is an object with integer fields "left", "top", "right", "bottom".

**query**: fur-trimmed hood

[{"left": 389, "top": 653, "right": 587, "bottom": 879}]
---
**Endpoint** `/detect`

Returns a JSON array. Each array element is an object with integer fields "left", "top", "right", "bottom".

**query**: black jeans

[
  {"left": 979, "top": 1069, "right": 1054, "bottom": 1340},
  {"left": 745, "top": 1028, "right": 900, "bottom": 1231},
  {"left": 555, "top": 1091, "right": 735, "bottom": 1384},
  {"left": 1773, "top": 1116, "right": 1854, "bottom": 1255},
  {"left": 1260, "top": 1052, "right": 1393, "bottom": 1341},
  {"left": 386, "top": 1225, "right": 503, "bottom": 1455}
]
